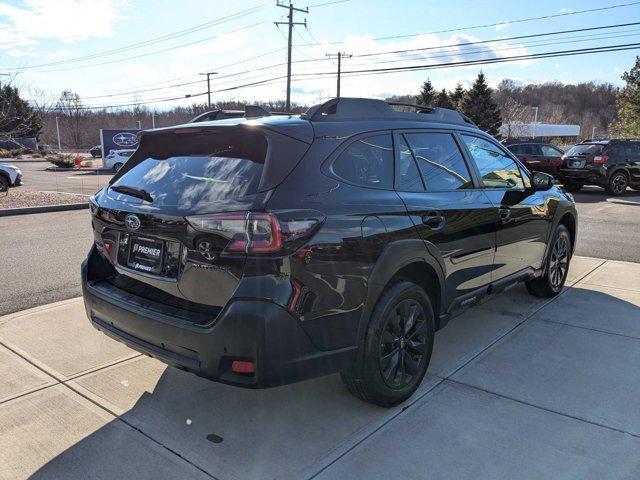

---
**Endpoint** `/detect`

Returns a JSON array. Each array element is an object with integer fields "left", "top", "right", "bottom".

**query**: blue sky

[{"left": 1, "top": 0, "right": 639, "bottom": 109}]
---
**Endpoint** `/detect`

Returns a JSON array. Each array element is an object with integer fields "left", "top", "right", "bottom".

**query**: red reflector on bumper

[{"left": 231, "top": 361, "right": 255, "bottom": 374}]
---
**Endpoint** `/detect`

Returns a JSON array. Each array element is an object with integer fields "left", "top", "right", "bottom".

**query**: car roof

[{"left": 154, "top": 98, "right": 482, "bottom": 143}]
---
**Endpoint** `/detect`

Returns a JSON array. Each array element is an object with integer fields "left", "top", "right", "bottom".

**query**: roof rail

[{"left": 301, "top": 97, "right": 477, "bottom": 127}]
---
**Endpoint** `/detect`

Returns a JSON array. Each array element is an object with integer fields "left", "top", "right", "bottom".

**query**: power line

[
  {"left": 292, "top": 1, "right": 640, "bottom": 46},
  {"left": 19, "top": 22, "right": 267, "bottom": 74},
  {"left": 32, "top": 21, "right": 640, "bottom": 103},
  {"left": 1, "top": 4, "right": 269, "bottom": 71}
]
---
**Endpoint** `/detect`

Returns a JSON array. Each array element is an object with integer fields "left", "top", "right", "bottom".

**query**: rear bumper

[
  {"left": 558, "top": 168, "right": 606, "bottom": 185},
  {"left": 81, "top": 258, "right": 354, "bottom": 388}
]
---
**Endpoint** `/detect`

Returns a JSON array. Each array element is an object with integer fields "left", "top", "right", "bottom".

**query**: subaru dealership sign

[{"left": 99, "top": 129, "right": 142, "bottom": 158}]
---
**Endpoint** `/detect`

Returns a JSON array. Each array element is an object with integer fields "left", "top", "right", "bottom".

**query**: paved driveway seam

[
  {"left": 305, "top": 259, "right": 608, "bottom": 479},
  {"left": 446, "top": 378, "right": 640, "bottom": 439},
  {"left": 534, "top": 317, "right": 640, "bottom": 342}
]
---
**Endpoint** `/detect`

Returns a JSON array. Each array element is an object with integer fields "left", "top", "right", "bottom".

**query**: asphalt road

[
  {"left": 0, "top": 210, "right": 93, "bottom": 316},
  {"left": 572, "top": 186, "right": 640, "bottom": 263},
  {"left": 0, "top": 185, "right": 638, "bottom": 316},
  {"left": 12, "top": 160, "right": 113, "bottom": 195}
]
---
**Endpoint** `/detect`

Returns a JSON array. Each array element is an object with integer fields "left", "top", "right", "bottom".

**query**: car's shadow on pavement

[
  {"left": 572, "top": 187, "right": 640, "bottom": 204},
  {"left": 27, "top": 285, "right": 640, "bottom": 480}
]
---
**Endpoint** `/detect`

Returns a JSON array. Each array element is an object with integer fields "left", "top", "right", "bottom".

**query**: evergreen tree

[
  {"left": 449, "top": 83, "right": 465, "bottom": 109},
  {"left": 0, "top": 85, "right": 42, "bottom": 139},
  {"left": 461, "top": 72, "right": 501, "bottom": 135},
  {"left": 435, "top": 89, "right": 454, "bottom": 109},
  {"left": 612, "top": 56, "right": 640, "bottom": 137},
  {"left": 417, "top": 79, "right": 436, "bottom": 106}
]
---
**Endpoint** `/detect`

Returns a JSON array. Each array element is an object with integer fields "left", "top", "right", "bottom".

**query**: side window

[
  {"left": 540, "top": 145, "right": 562, "bottom": 157},
  {"left": 462, "top": 135, "right": 525, "bottom": 189},
  {"left": 332, "top": 134, "right": 394, "bottom": 189},
  {"left": 508, "top": 145, "right": 523, "bottom": 155},
  {"left": 395, "top": 135, "right": 424, "bottom": 192},
  {"left": 405, "top": 132, "right": 472, "bottom": 191}
]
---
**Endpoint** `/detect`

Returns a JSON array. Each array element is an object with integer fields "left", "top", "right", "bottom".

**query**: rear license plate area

[{"left": 127, "top": 236, "right": 164, "bottom": 274}]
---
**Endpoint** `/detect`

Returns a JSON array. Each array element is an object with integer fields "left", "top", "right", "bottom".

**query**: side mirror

[{"left": 531, "top": 171, "right": 554, "bottom": 191}]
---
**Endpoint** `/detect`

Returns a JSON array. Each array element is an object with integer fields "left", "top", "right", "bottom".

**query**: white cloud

[
  {"left": 46, "top": 49, "right": 79, "bottom": 60},
  {"left": 0, "top": 0, "right": 129, "bottom": 49},
  {"left": 495, "top": 23, "right": 511, "bottom": 31}
]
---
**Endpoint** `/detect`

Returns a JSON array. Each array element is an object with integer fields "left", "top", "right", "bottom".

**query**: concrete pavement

[{"left": 3, "top": 255, "right": 640, "bottom": 479}]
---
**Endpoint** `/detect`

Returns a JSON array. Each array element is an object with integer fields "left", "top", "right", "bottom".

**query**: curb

[{"left": 0, "top": 202, "right": 88, "bottom": 217}]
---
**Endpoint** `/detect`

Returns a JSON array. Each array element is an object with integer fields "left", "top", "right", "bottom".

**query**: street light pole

[
  {"left": 531, "top": 106, "right": 539, "bottom": 139},
  {"left": 55, "top": 116, "right": 62, "bottom": 152}
]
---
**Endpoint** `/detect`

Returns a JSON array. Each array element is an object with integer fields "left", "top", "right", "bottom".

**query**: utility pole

[
  {"left": 136, "top": 120, "right": 142, "bottom": 130},
  {"left": 152, "top": 111, "right": 156, "bottom": 128},
  {"left": 531, "top": 106, "right": 539, "bottom": 139},
  {"left": 326, "top": 52, "right": 352, "bottom": 98},
  {"left": 592, "top": 126, "right": 596, "bottom": 140},
  {"left": 199, "top": 72, "right": 217, "bottom": 108},
  {"left": 55, "top": 116, "right": 62, "bottom": 151},
  {"left": 275, "top": 2, "right": 308, "bottom": 111}
]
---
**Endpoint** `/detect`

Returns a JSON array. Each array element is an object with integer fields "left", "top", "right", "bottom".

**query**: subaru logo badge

[
  {"left": 112, "top": 132, "right": 139, "bottom": 148},
  {"left": 125, "top": 214, "right": 141, "bottom": 230}
]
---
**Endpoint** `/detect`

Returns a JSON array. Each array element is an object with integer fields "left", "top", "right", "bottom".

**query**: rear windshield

[
  {"left": 110, "top": 131, "right": 267, "bottom": 207},
  {"left": 565, "top": 144, "right": 604, "bottom": 156}
]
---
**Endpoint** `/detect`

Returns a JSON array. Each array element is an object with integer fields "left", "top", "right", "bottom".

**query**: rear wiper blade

[{"left": 110, "top": 185, "right": 153, "bottom": 203}]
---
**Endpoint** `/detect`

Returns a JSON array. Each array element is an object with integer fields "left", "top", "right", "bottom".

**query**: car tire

[
  {"left": 605, "top": 171, "right": 628, "bottom": 195},
  {"left": 526, "top": 225, "right": 571, "bottom": 298},
  {"left": 0, "top": 174, "right": 8, "bottom": 192},
  {"left": 563, "top": 182, "right": 583, "bottom": 193},
  {"left": 341, "top": 281, "right": 435, "bottom": 407},
  {"left": 113, "top": 162, "right": 123, "bottom": 172}
]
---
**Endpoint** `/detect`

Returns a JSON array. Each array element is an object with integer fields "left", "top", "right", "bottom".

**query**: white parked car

[
  {"left": 104, "top": 149, "right": 135, "bottom": 171},
  {"left": 0, "top": 163, "right": 22, "bottom": 192}
]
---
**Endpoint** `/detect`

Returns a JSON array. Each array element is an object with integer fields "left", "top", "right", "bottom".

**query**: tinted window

[
  {"left": 333, "top": 134, "right": 393, "bottom": 189},
  {"left": 540, "top": 145, "right": 562, "bottom": 157},
  {"left": 395, "top": 135, "right": 424, "bottom": 192},
  {"left": 566, "top": 144, "right": 604, "bottom": 156},
  {"left": 111, "top": 132, "right": 267, "bottom": 207},
  {"left": 405, "top": 132, "right": 472, "bottom": 191},
  {"left": 462, "top": 135, "right": 525, "bottom": 189}
]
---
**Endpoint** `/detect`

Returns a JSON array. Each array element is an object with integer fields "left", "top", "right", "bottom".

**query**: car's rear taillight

[
  {"left": 187, "top": 211, "right": 321, "bottom": 254},
  {"left": 593, "top": 154, "right": 609, "bottom": 164}
]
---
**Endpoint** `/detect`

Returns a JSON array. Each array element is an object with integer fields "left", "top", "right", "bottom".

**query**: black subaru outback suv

[
  {"left": 558, "top": 139, "right": 640, "bottom": 194},
  {"left": 82, "top": 98, "right": 577, "bottom": 406}
]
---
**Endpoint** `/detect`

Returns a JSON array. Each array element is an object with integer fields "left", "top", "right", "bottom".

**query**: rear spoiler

[{"left": 108, "top": 123, "right": 312, "bottom": 193}]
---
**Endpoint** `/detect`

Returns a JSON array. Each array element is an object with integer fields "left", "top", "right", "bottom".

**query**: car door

[
  {"left": 460, "top": 134, "right": 552, "bottom": 283},
  {"left": 622, "top": 142, "right": 640, "bottom": 185},
  {"left": 393, "top": 130, "right": 499, "bottom": 308},
  {"left": 539, "top": 144, "right": 564, "bottom": 176}
]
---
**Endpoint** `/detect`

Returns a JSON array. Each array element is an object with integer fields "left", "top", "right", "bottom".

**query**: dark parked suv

[
  {"left": 82, "top": 98, "right": 577, "bottom": 406},
  {"left": 558, "top": 139, "right": 640, "bottom": 194}
]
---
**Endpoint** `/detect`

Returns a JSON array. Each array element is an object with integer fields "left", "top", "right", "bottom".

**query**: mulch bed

[{"left": 0, "top": 189, "right": 88, "bottom": 209}]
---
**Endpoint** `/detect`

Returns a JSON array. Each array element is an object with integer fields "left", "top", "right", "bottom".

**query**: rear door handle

[
  {"left": 498, "top": 206, "right": 511, "bottom": 223},
  {"left": 422, "top": 211, "right": 446, "bottom": 230}
]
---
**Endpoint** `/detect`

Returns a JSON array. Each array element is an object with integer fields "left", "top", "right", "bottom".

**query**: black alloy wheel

[
  {"left": 379, "top": 299, "right": 427, "bottom": 389},
  {"left": 607, "top": 172, "right": 628, "bottom": 195},
  {"left": 526, "top": 225, "right": 571, "bottom": 298},
  {"left": 548, "top": 232, "right": 569, "bottom": 291},
  {"left": 341, "top": 281, "right": 434, "bottom": 407}
]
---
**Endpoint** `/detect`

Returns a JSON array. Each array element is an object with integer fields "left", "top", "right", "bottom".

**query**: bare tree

[{"left": 55, "top": 90, "right": 85, "bottom": 149}]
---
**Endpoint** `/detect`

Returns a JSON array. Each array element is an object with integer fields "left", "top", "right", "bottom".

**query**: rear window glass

[
  {"left": 566, "top": 144, "right": 604, "bottom": 156},
  {"left": 110, "top": 131, "right": 267, "bottom": 207},
  {"left": 332, "top": 134, "right": 394, "bottom": 189}
]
